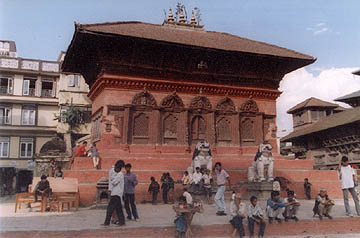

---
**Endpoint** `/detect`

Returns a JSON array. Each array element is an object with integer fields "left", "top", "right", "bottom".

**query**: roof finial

[
  {"left": 168, "top": 8, "right": 174, "bottom": 22},
  {"left": 179, "top": 9, "right": 186, "bottom": 24},
  {"left": 190, "top": 11, "right": 196, "bottom": 25}
]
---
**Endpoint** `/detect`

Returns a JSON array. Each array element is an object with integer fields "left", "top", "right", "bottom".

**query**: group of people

[
  {"left": 103, "top": 160, "right": 140, "bottom": 226},
  {"left": 70, "top": 141, "right": 100, "bottom": 169},
  {"left": 181, "top": 167, "right": 214, "bottom": 203},
  {"left": 48, "top": 159, "right": 64, "bottom": 178}
]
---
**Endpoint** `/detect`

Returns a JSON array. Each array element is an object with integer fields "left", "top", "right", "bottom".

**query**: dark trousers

[
  {"left": 152, "top": 191, "right": 158, "bottom": 204},
  {"left": 104, "top": 195, "right": 125, "bottom": 225},
  {"left": 124, "top": 193, "right": 139, "bottom": 219},
  {"left": 162, "top": 189, "right": 168, "bottom": 204},
  {"left": 34, "top": 188, "right": 51, "bottom": 202},
  {"left": 230, "top": 216, "right": 245, "bottom": 237},
  {"left": 248, "top": 216, "right": 266, "bottom": 237},
  {"left": 305, "top": 189, "right": 311, "bottom": 200}
]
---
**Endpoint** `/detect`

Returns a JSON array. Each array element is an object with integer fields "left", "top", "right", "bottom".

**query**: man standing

[
  {"left": 338, "top": 156, "right": 360, "bottom": 217},
  {"left": 124, "top": 163, "right": 139, "bottom": 221},
  {"left": 214, "top": 162, "right": 231, "bottom": 216},
  {"left": 103, "top": 160, "right": 125, "bottom": 226}
]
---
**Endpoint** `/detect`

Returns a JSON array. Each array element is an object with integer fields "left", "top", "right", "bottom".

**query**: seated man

[
  {"left": 76, "top": 141, "right": 88, "bottom": 157},
  {"left": 283, "top": 190, "right": 300, "bottom": 222},
  {"left": 34, "top": 175, "right": 52, "bottom": 202},
  {"left": 230, "top": 193, "right": 246, "bottom": 238},
  {"left": 248, "top": 195, "right": 266, "bottom": 238},
  {"left": 313, "top": 188, "right": 334, "bottom": 220},
  {"left": 266, "top": 191, "right": 286, "bottom": 223}
]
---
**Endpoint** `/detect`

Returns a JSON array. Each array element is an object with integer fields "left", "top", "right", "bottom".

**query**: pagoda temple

[{"left": 61, "top": 14, "right": 332, "bottom": 205}]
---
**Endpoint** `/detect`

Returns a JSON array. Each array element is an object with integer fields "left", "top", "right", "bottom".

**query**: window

[
  {"left": 22, "top": 106, "right": 36, "bottom": 125},
  {"left": 41, "top": 78, "right": 55, "bottom": 97},
  {"left": 0, "top": 76, "right": 13, "bottom": 94},
  {"left": 20, "top": 137, "right": 33, "bottom": 158},
  {"left": 68, "top": 75, "right": 80, "bottom": 87},
  {"left": 0, "top": 107, "right": 11, "bottom": 125},
  {"left": 23, "top": 77, "right": 37, "bottom": 96},
  {"left": 0, "top": 137, "right": 9, "bottom": 158}
]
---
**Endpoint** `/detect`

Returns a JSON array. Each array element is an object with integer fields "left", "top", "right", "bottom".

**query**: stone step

[{"left": 71, "top": 156, "right": 313, "bottom": 170}]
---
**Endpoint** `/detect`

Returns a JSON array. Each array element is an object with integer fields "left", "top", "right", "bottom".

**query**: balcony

[
  {"left": 29, "top": 88, "right": 36, "bottom": 96},
  {"left": 0, "top": 86, "right": 12, "bottom": 94},
  {"left": 0, "top": 116, "right": 11, "bottom": 125},
  {"left": 41, "top": 89, "right": 53, "bottom": 98}
]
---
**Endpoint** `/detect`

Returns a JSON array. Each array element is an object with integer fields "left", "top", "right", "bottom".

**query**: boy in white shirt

[
  {"left": 338, "top": 156, "right": 360, "bottom": 216},
  {"left": 248, "top": 196, "right": 266, "bottom": 238},
  {"left": 202, "top": 169, "right": 213, "bottom": 204},
  {"left": 230, "top": 193, "right": 246, "bottom": 238},
  {"left": 183, "top": 187, "right": 193, "bottom": 206}
]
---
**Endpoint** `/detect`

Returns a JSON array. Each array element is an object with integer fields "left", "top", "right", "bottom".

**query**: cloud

[
  {"left": 276, "top": 67, "right": 360, "bottom": 137},
  {"left": 316, "top": 22, "right": 325, "bottom": 27},
  {"left": 313, "top": 27, "right": 329, "bottom": 35}
]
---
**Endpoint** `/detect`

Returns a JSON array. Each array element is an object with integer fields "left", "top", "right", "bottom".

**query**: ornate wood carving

[
  {"left": 239, "top": 98, "right": 259, "bottom": 113},
  {"left": 191, "top": 115, "right": 206, "bottom": 144},
  {"left": 161, "top": 92, "right": 184, "bottom": 111},
  {"left": 216, "top": 117, "right": 231, "bottom": 141},
  {"left": 133, "top": 113, "right": 149, "bottom": 137},
  {"left": 163, "top": 114, "right": 178, "bottom": 142},
  {"left": 216, "top": 97, "right": 236, "bottom": 113},
  {"left": 241, "top": 117, "right": 255, "bottom": 142},
  {"left": 89, "top": 76, "right": 281, "bottom": 101},
  {"left": 114, "top": 115, "right": 124, "bottom": 138},
  {"left": 132, "top": 88, "right": 157, "bottom": 107},
  {"left": 189, "top": 96, "right": 212, "bottom": 111}
]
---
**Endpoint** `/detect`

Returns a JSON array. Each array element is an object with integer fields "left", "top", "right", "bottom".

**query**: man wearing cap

[
  {"left": 338, "top": 156, "right": 360, "bottom": 217},
  {"left": 313, "top": 188, "right": 334, "bottom": 219}
]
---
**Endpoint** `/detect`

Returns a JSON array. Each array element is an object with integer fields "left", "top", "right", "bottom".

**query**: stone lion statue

[
  {"left": 188, "top": 141, "right": 213, "bottom": 174},
  {"left": 248, "top": 141, "right": 274, "bottom": 182}
]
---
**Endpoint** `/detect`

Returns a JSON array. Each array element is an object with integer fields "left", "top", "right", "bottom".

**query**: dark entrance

[{"left": 16, "top": 170, "right": 33, "bottom": 193}]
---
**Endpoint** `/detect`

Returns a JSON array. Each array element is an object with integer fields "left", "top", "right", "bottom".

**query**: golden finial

[
  {"left": 168, "top": 8, "right": 174, "bottom": 22},
  {"left": 190, "top": 11, "right": 196, "bottom": 25},
  {"left": 179, "top": 9, "right": 186, "bottom": 23}
]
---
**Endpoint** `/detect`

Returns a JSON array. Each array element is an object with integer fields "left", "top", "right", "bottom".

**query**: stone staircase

[{"left": 64, "top": 146, "right": 342, "bottom": 206}]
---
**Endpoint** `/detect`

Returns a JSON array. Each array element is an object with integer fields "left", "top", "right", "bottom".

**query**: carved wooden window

[
  {"left": 216, "top": 117, "right": 231, "bottom": 141},
  {"left": 241, "top": 117, "right": 255, "bottom": 142},
  {"left": 133, "top": 113, "right": 149, "bottom": 137},
  {"left": 164, "top": 114, "right": 177, "bottom": 139},
  {"left": 191, "top": 115, "right": 206, "bottom": 142},
  {"left": 92, "top": 110, "right": 102, "bottom": 142}
]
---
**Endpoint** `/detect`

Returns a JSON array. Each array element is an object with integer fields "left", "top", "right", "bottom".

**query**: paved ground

[{"left": 1, "top": 195, "right": 360, "bottom": 237}]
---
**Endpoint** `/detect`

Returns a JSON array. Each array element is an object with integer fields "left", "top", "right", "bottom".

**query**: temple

[{"left": 61, "top": 17, "right": 332, "bottom": 205}]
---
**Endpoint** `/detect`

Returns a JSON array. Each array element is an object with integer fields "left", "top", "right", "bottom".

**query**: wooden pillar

[
  {"left": 123, "top": 106, "right": 131, "bottom": 144},
  {"left": 207, "top": 112, "right": 216, "bottom": 145},
  {"left": 232, "top": 113, "right": 240, "bottom": 146},
  {"left": 151, "top": 109, "right": 161, "bottom": 144}
]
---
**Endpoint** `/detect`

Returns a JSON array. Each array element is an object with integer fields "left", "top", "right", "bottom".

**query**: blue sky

[
  {"left": 1, "top": 0, "right": 359, "bottom": 70},
  {"left": 1, "top": 0, "right": 360, "bottom": 135}
]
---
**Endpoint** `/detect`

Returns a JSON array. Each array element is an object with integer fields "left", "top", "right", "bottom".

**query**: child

[
  {"left": 88, "top": 143, "right": 100, "bottom": 169},
  {"left": 174, "top": 196, "right": 187, "bottom": 238},
  {"left": 248, "top": 196, "right": 266, "bottom": 238},
  {"left": 283, "top": 190, "right": 300, "bottom": 222},
  {"left": 148, "top": 176, "right": 160, "bottom": 205},
  {"left": 230, "top": 193, "right": 246, "bottom": 238},
  {"left": 161, "top": 175, "right": 169, "bottom": 204},
  {"left": 183, "top": 187, "right": 193, "bottom": 206},
  {"left": 181, "top": 171, "right": 192, "bottom": 189},
  {"left": 54, "top": 166, "right": 64, "bottom": 178},
  {"left": 202, "top": 169, "right": 213, "bottom": 204},
  {"left": 304, "top": 178, "right": 312, "bottom": 200},
  {"left": 266, "top": 191, "right": 286, "bottom": 223},
  {"left": 313, "top": 188, "right": 334, "bottom": 220}
]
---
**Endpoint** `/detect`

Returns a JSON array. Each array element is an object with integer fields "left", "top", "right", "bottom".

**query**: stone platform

[{"left": 64, "top": 145, "right": 342, "bottom": 206}]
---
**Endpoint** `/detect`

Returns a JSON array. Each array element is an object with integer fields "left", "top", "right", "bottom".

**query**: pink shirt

[{"left": 216, "top": 169, "right": 229, "bottom": 185}]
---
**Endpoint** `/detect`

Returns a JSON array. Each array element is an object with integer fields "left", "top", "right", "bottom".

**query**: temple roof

[
  {"left": 281, "top": 106, "right": 360, "bottom": 142},
  {"left": 75, "top": 21, "right": 315, "bottom": 60},
  {"left": 287, "top": 97, "right": 339, "bottom": 114},
  {"left": 335, "top": 90, "right": 360, "bottom": 102}
]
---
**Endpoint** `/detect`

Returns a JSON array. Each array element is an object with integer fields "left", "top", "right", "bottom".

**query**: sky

[{"left": 1, "top": 0, "right": 360, "bottom": 136}]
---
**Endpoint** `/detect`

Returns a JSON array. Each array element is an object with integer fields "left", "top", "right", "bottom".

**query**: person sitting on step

[
  {"left": 266, "top": 191, "right": 286, "bottom": 223},
  {"left": 283, "top": 190, "right": 300, "bottom": 222},
  {"left": 313, "top": 187, "right": 334, "bottom": 220}
]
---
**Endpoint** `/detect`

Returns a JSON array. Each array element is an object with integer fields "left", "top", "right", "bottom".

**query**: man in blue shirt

[
  {"left": 124, "top": 163, "right": 139, "bottom": 221},
  {"left": 266, "top": 191, "right": 286, "bottom": 223}
]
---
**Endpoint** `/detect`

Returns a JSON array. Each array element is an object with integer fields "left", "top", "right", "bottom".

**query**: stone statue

[
  {"left": 248, "top": 141, "right": 274, "bottom": 182},
  {"left": 191, "top": 140, "right": 213, "bottom": 171}
]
